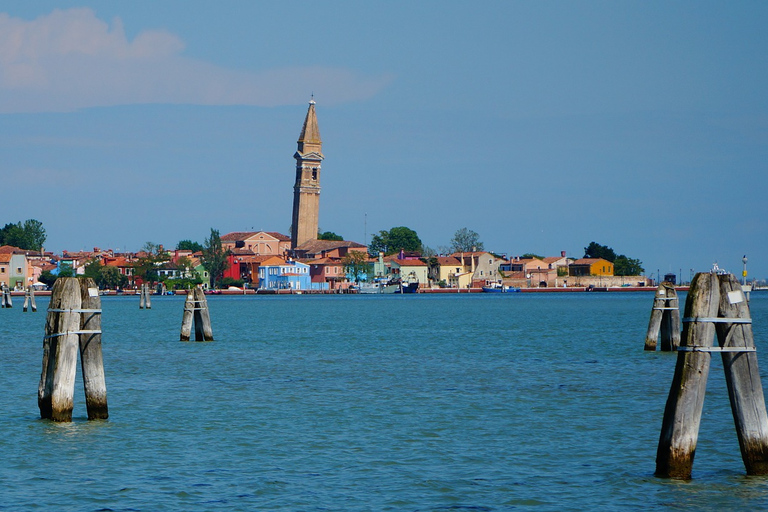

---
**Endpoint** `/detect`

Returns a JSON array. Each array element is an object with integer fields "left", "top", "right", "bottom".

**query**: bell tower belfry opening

[{"left": 290, "top": 98, "right": 324, "bottom": 249}]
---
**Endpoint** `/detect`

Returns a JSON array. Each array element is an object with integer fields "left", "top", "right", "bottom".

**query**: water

[{"left": 2, "top": 292, "right": 768, "bottom": 510}]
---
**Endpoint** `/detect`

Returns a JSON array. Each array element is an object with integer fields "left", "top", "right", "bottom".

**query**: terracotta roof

[
  {"left": 294, "top": 239, "right": 366, "bottom": 254},
  {"left": 221, "top": 232, "right": 256, "bottom": 242},
  {"left": 307, "top": 257, "right": 343, "bottom": 265},
  {"left": 394, "top": 259, "right": 427, "bottom": 267},
  {"left": 572, "top": 258, "right": 608, "bottom": 265},
  {"left": 105, "top": 257, "right": 134, "bottom": 267},
  {"left": 221, "top": 231, "right": 290, "bottom": 242},
  {"left": 0, "top": 245, "right": 24, "bottom": 254},
  {"left": 265, "top": 232, "right": 290, "bottom": 241},
  {"left": 232, "top": 255, "right": 273, "bottom": 264},
  {"left": 0, "top": 254, "right": 11, "bottom": 263},
  {"left": 436, "top": 256, "right": 462, "bottom": 265}
]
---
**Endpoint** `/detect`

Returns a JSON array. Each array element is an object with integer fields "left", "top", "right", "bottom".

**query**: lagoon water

[{"left": 2, "top": 291, "right": 768, "bottom": 510}]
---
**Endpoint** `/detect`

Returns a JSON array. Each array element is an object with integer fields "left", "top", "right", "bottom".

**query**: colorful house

[
  {"left": 308, "top": 257, "right": 347, "bottom": 290},
  {"left": 569, "top": 258, "right": 614, "bottom": 277},
  {"left": 0, "top": 245, "right": 30, "bottom": 289},
  {"left": 258, "top": 257, "right": 312, "bottom": 290},
  {"left": 390, "top": 258, "right": 428, "bottom": 289},
  {"left": 221, "top": 231, "right": 291, "bottom": 256}
]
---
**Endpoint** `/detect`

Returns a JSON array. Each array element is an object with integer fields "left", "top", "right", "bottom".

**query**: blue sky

[{"left": 1, "top": 2, "right": 767, "bottom": 280}]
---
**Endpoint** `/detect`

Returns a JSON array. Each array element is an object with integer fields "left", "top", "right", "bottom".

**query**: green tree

[
  {"left": 318, "top": 231, "right": 343, "bottom": 241},
  {"left": 0, "top": 219, "right": 46, "bottom": 251},
  {"left": 202, "top": 228, "right": 229, "bottom": 289},
  {"left": 583, "top": 242, "right": 617, "bottom": 262},
  {"left": 58, "top": 266, "right": 75, "bottom": 278},
  {"left": 369, "top": 226, "right": 422, "bottom": 255},
  {"left": 134, "top": 242, "right": 169, "bottom": 284},
  {"left": 38, "top": 270, "right": 57, "bottom": 287},
  {"left": 521, "top": 253, "right": 544, "bottom": 260},
  {"left": 83, "top": 259, "right": 128, "bottom": 289},
  {"left": 450, "top": 227, "right": 484, "bottom": 253},
  {"left": 176, "top": 239, "right": 204, "bottom": 252},
  {"left": 342, "top": 251, "right": 371, "bottom": 283},
  {"left": 614, "top": 255, "right": 645, "bottom": 276}
]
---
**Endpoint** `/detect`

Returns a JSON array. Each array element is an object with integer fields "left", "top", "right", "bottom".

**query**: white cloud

[{"left": 0, "top": 8, "right": 393, "bottom": 113}]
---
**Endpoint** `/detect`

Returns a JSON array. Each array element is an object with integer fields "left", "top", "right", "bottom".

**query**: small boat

[
  {"left": 354, "top": 278, "right": 399, "bottom": 294},
  {"left": 395, "top": 273, "right": 419, "bottom": 294},
  {"left": 482, "top": 282, "right": 520, "bottom": 293}
]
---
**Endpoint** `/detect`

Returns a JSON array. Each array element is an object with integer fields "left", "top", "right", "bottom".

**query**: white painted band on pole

[
  {"left": 47, "top": 308, "right": 103, "bottom": 313},
  {"left": 678, "top": 346, "right": 756, "bottom": 353},
  {"left": 653, "top": 307, "right": 678, "bottom": 310},
  {"left": 44, "top": 329, "right": 103, "bottom": 339},
  {"left": 682, "top": 317, "right": 752, "bottom": 324}
]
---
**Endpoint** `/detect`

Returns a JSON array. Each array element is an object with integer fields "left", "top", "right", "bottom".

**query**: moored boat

[{"left": 482, "top": 282, "right": 520, "bottom": 293}]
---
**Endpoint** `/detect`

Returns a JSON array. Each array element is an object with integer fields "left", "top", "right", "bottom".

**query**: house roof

[
  {"left": 294, "top": 239, "right": 366, "bottom": 254},
  {"left": 232, "top": 254, "right": 274, "bottom": 264},
  {"left": 260, "top": 256, "right": 286, "bottom": 266},
  {"left": 393, "top": 258, "right": 427, "bottom": 267},
  {"left": 221, "top": 231, "right": 290, "bottom": 242},
  {"left": 572, "top": 258, "right": 610, "bottom": 265},
  {"left": 307, "top": 257, "right": 343, "bottom": 265},
  {"left": 542, "top": 256, "right": 566, "bottom": 264},
  {"left": 0, "top": 245, "right": 24, "bottom": 254},
  {"left": 436, "top": 256, "right": 462, "bottom": 266}
]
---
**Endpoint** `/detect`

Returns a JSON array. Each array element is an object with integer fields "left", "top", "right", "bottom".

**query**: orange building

[{"left": 569, "top": 258, "right": 614, "bottom": 277}]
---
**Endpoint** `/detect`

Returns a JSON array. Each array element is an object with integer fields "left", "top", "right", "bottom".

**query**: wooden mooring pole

[
  {"left": 655, "top": 272, "right": 768, "bottom": 478},
  {"left": 23, "top": 285, "right": 37, "bottom": 312},
  {"left": 2, "top": 283, "right": 12, "bottom": 308},
  {"left": 180, "top": 289, "right": 194, "bottom": 341},
  {"left": 139, "top": 283, "right": 152, "bottom": 309},
  {"left": 644, "top": 282, "right": 680, "bottom": 351},
  {"left": 38, "top": 277, "right": 108, "bottom": 421},
  {"left": 79, "top": 278, "right": 108, "bottom": 419},
  {"left": 180, "top": 286, "right": 213, "bottom": 341}
]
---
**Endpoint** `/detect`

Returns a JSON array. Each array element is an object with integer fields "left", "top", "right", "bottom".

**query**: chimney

[{"left": 561, "top": 250, "right": 566, "bottom": 258}]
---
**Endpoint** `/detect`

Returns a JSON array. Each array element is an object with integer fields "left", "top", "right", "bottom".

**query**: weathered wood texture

[
  {"left": 660, "top": 285, "right": 681, "bottom": 351},
  {"left": 23, "top": 285, "right": 37, "bottom": 312},
  {"left": 2, "top": 283, "right": 12, "bottom": 308},
  {"left": 180, "top": 290, "right": 194, "bottom": 341},
  {"left": 139, "top": 283, "right": 152, "bottom": 309},
  {"left": 193, "top": 286, "right": 214, "bottom": 341},
  {"left": 38, "top": 278, "right": 82, "bottom": 422},
  {"left": 716, "top": 273, "right": 768, "bottom": 475},
  {"left": 656, "top": 272, "right": 719, "bottom": 479},
  {"left": 79, "top": 278, "right": 108, "bottom": 420},
  {"left": 645, "top": 282, "right": 680, "bottom": 351}
]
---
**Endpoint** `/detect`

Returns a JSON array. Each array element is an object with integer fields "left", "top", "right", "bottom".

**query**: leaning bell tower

[{"left": 290, "top": 98, "right": 324, "bottom": 249}]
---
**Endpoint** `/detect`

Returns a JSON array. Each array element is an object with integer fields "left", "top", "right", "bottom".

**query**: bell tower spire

[{"left": 291, "top": 98, "right": 324, "bottom": 249}]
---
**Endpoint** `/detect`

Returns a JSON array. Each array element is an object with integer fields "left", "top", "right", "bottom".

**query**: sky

[{"left": 1, "top": 1, "right": 767, "bottom": 281}]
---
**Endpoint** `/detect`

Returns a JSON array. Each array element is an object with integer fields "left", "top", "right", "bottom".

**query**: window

[
  {"left": 16, "top": 268, "right": 21, "bottom": 274},
  {"left": 312, "top": 168, "right": 317, "bottom": 180}
]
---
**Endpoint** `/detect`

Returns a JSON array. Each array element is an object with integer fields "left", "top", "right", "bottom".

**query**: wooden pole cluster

[
  {"left": 180, "top": 286, "right": 213, "bottom": 341},
  {"left": 644, "top": 282, "right": 680, "bottom": 351},
  {"left": 139, "top": 283, "right": 152, "bottom": 309},
  {"left": 1, "top": 283, "right": 12, "bottom": 308},
  {"left": 38, "top": 277, "right": 108, "bottom": 422},
  {"left": 656, "top": 272, "right": 768, "bottom": 479},
  {"left": 23, "top": 285, "right": 37, "bottom": 312}
]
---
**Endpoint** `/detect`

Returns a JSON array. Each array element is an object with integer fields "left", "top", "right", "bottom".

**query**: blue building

[{"left": 258, "top": 257, "right": 312, "bottom": 290}]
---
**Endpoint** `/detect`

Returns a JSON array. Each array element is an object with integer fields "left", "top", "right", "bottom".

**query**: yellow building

[{"left": 569, "top": 258, "right": 614, "bottom": 277}]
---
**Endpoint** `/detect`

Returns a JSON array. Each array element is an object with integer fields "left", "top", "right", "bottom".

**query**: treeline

[
  {"left": 584, "top": 241, "right": 644, "bottom": 276},
  {"left": 0, "top": 219, "right": 46, "bottom": 251}
]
